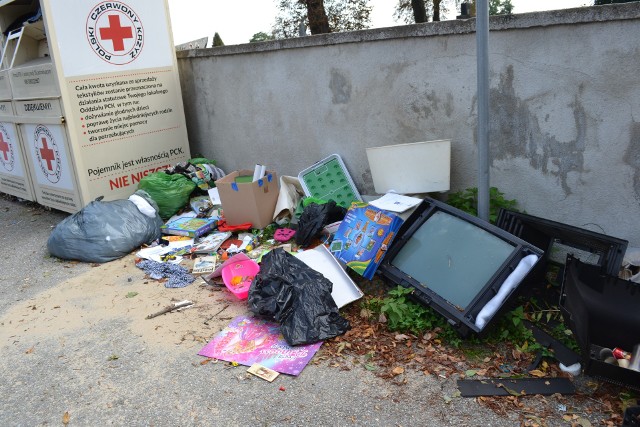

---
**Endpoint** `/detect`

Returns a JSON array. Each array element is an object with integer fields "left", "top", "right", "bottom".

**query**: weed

[
  {"left": 362, "top": 286, "right": 464, "bottom": 347},
  {"left": 446, "top": 186, "right": 518, "bottom": 224}
]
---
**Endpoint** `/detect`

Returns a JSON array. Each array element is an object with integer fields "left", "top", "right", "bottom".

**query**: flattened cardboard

[{"left": 215, "top": 170, "right": 279, "bottom": 229}]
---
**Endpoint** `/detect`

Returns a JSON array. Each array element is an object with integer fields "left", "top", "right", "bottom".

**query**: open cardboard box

[{"left": 215, "top": 170, "right": 279, "bottom": 229}]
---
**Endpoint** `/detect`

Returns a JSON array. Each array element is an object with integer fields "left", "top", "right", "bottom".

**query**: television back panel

[
  {"left": 379, "top": 198, "right": 544, "bottom": 337},
  {"left": 496, "top": 209, "right": 628, "bottom": 278}
]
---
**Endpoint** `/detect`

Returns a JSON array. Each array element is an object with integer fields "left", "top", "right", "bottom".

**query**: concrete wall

[{"left": 176, "top": 3, "right": 640, "bottom": 246}]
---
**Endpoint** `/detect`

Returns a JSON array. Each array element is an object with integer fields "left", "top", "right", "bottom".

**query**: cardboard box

[
  {"left": 215, "top": 170, "right": 279, "bottom": 229},
  {"left": 330, "top": 202, "right": 404, "bottom": 280}
]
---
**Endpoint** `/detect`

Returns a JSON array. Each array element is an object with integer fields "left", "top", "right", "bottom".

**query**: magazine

[{"left": 191, "top": 231, "right": 232, "bottom": 254}]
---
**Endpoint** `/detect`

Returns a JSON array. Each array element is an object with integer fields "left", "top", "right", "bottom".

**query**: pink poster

[{"left": 198, "top": 315, "right": 322, "bottom": 376}]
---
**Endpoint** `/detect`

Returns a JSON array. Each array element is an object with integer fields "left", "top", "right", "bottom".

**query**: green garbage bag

[{"left": 138, "top": 172, "right": 196, "bottom": 219}]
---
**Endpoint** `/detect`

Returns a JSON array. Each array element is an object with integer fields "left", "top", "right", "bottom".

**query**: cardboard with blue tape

[{"left": 215, "top": 170, "right": 279, "bottom": 229}]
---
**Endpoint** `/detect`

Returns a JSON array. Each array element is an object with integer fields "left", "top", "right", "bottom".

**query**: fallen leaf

[
  {"left": 465, "top": 369, "right": 477, "bottom": 377},
  {"left": 200, "top": 358, "right": 212, "bottom": 365},
  {"left": 576, "top": 417, "right": 592, "bottom": 427},
  {"left": 25, "top": 347, "right": 34, "bottom": 354},
  {"left": 62, "top": 411, "right": 70, "bottom": 425},
  {"left": 395, "top": 334, "right": 409, "bottom": 341},
  {"left": 125, "top": 292, "right": 138, "bottom": 298},
  {"left": 528, "top": 369, "right": 546, "bottom": 378},
  {"left": 392, "top": 367, "right": 405, "bottom": 375},
  {"left": 107, "top": 354, "right": 119, "bottom": 361},
  {"left": 364, "top": 363, "right": 377, "bottom": 371}
]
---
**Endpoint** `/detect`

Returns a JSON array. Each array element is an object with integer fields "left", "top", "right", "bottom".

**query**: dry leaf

[
  {"left": 25, "top": 347, "right": 34, "bottom": 354},
  {"left": 528, "top": 369, "right": 546, "bottom": 378},
  {"left": 62, "top": 411, "right": 70, "bottom": 425},
  {"left": 392, "top": 367, "right": 405, "bottom": 375}
]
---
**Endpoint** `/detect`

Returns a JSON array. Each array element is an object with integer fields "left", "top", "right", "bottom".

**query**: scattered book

[
  {"left": 161, "top": 216, "right": 218, "bottom": 238},
  {"left": 191, "top": 231, "right": 232, "bottom": 254},
  {"left": 192, "top": 255, "right": 218, "bottom": 275}
]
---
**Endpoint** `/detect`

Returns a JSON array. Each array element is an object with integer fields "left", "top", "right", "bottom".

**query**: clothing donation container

[{"left": 0, "top": 0, "right": 190, "bottom": 212}]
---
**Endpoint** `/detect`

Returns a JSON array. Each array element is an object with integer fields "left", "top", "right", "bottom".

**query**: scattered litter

[
  {"left": 369, "top": 193, "right": 422, "bottom": 213},
  {"left": 296, "top": 244, "right": 363, "bottom": 308},
  {"left": 247, "top": 363, "right": 280, "bottom": 382},
  {"left": 330, "top": 202, "right": 403, "bottom": 280},
  {"left": 248, "top": 248, "right": 350, "bottom": 346},
  {"left": 145, "top": 300, "right": 194, "bottom": 319},
  {"left": 198, "top": 315, "right": 322, "bottom": 376},
  {"left": 136, "top": 260, "right": 195, "bottom": 288},
  {"left": 47, "top": 191, "right": 163, "bottom": 263},
  {"left": 192, "top": 255, "right": 217, "bottom": 275},
  {"left": 125, "top": 292, "right": 138, "bottom": 298},
  {"left": 295, "top": 200, "right": 347, "bottom": 247},
  {"left": 221, "top": 259, "right": 259, "bottom": 300},
  {"left": 457, "top": 378, "right": 575, "bottom": 397}
]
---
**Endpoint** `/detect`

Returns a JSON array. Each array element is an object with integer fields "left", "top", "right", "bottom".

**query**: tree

[
  {"left": 489, "top": 0, "right": 513, "bottom": 15},
  {"left": 394, "top": 0, "right": 455, "bottom": 24},
  {"left": 273, "top": 0, "right": 372, "bottom": 39},
  {"left": 396, "top": 0, "right": 514, "bottom": 24},
  {"left": 212, "top": 32, "right": 224, "bottom": 47},
  {"left": 250, "top": 32, "right": 276, "bottom": 43}
]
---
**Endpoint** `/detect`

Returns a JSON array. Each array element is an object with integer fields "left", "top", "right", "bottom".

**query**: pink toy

[
  {"left": 274, "top": 228, "right": 296, "bottom": 242},
  {"left": 221, "top": 259, "right": 260, "bottom": 300}
]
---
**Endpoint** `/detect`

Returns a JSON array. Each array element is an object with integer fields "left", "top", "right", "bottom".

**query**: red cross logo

[
  {"left": 39, "top": 137, "right": 56, "bottom": 171},
  {"left": 99, "top": 14, "right": 133, "bottom": 52},
  {"left": 0, "top": 133, "right": 9, "bottom": 161}
]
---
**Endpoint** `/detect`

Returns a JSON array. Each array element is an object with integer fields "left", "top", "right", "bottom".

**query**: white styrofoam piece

[{"left": 296, "top": 245, "right": 364, "bottom": 308}]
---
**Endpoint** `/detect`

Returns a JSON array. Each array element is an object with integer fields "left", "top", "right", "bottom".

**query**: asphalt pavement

[{"left": 0, "top": 193, "right": 612, "bottom": 427}]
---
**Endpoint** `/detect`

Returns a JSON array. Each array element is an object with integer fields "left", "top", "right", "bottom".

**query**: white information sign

[{"left": 48, "top": 1, "right": 174, "bottom": 77}]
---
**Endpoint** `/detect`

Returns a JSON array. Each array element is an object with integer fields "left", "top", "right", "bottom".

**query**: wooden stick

[{"left": 146, "top": 300, "right": 193, "bottom": 319}]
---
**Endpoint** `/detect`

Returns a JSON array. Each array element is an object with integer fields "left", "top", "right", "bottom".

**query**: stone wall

[{"left": 176, "top": 3, "right": 640, "bottom": 246}]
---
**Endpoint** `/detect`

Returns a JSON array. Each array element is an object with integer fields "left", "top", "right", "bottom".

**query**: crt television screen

[{"left": 391, "top": 210, "right": 516, "bottom": 309}]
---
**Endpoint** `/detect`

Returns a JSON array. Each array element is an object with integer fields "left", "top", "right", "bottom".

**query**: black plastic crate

[
  {"left": 560, "top": 256, "right": 640, "bottom": 390},
  {"left": 378, "top": 198, "right": 544, "bottom": 337}
]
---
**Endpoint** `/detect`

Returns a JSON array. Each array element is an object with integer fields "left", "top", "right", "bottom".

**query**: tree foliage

[
  {"left": 489, "top": 0, "right": 513, "bottom": 15},
  {"left": 250, "top": 32, "right": 276, "bottom": 43},
  {"left": 212, "top": 32, "right": 224, "bottom": 47},
  {"left": 395, "top": 0, "right": 514, "bottom": 24},
  {"left": 594, "top": 0, "right": 636, "bottom": 3},
  {"left": 273, "top": 0, "right": 372, "bottom": 38}
]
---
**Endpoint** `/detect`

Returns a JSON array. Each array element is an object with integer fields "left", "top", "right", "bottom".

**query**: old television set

[
  {"left": 379, "top": 198, "right": 544, "bottom": 336},
  {"left": 496, "top": 209, "right": 628, "bottom": 278}
]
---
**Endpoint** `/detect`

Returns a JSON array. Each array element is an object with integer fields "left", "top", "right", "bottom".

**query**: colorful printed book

[
  {"left": 160, "top": 216, "right": 218, "bottom": 238},
  {"left": 198, "top": 315, "right": 322, "bottom": 376},
  {"left": 330, "top": 202, "right": 403, "bottom": 280},
  {"left": 192, "top": 255, "right": 218, "bottom": 275},
  {"left": 191, "top": 231, "right": 231, "bottom": 254}
]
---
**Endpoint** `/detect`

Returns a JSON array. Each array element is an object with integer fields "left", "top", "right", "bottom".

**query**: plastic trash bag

[
  {"left": 295, "top": 200, "right": 347, "bottom": 247},
  {"left": 137, "top": 172, "right": 196, "bottom": 219},
  {"left": 248, "top": 248, "right": 350, "bottom": 346},
  {"left": 47, "top": 191, "right": 164, "bottom": 263}
]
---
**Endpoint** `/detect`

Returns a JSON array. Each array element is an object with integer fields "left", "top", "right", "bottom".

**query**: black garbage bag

[
  {"left": 248, "top": 248, "right": 350, "bottom": 346},
  {"left": 47, "top": 191, "right": 163, "bottom": 263},
  {"left": 295, "top": 201, "right": 347, "bottom": 247}
]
